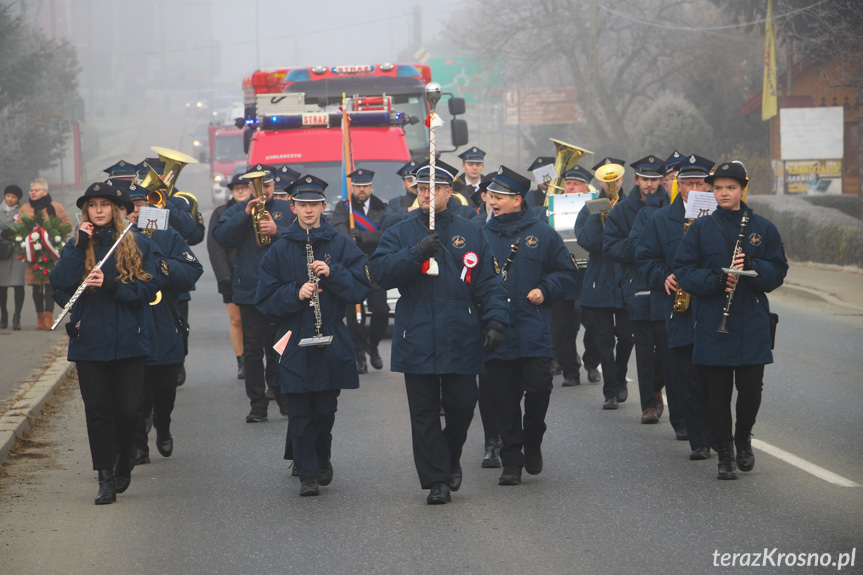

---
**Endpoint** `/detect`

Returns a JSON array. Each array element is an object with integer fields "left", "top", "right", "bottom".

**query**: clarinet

[
  {"left": 716, "top": 213, "right": 750, "bottom": 334},
  {"left": 298, "top": 231, "right": 333, "bottom": 347},
  {"left": 501, "top": 238, "right": 521, "bottom": 281},
  {"left": 51, "top": 223, "right": 134, "bottom": 331}
]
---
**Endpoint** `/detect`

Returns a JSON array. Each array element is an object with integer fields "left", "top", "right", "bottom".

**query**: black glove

[
  {"left": 483, "top": 326, "right": 504, "bottom": 355},
  {"left": 742, "top": 254, "right": 752, "bottom": 271},
  {"left": 349, "top": 227, "right": 363, "bottom": 247},
  {"left": 101, "top": 275, "right": 118, "bottom": 295},
  {"left": 76, "top": 230, "right": 90, "bottom": 250},
  {"left": 714, "top": 272, "right": 729, "bottom": 294},
  {"left": 417, "top": 231, "right": 441, "bottom": 259},
  {"left": 218, "top": 279, "right": 233, "bottom": 296}
]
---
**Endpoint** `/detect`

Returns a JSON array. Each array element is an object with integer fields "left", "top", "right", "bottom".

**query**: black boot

[
  {"left": 0, "top": 308, "right": 7, "bottom": 329},
  {"left": 236, "top": 355, "right": 245, "bottom": 379},
  {"left": 156, "top": 426, "right": 173, "bottom": 458},
  {"left": 716, "top": 442, "right": 738, "bottom": 480},
  {"left": 482, "top": 437, "right": 501, "bottom": 468},
  {"left": 356, "top": 353, "right": 368, "bottom": 375},
  {"left": 735, "top": 433, "right": 755, "bottom": 472},
  {"left": 368, "top": 346, "right": 383, "bottom": 370},
  {"left": 114, "top": 454, "right": 133, "bottom": 493},
  {"left": 95, "top": 469, "right": 116, "bottom": 505},
  {"left": 12, "top": 311, "right": 21, "bottom": 331}
]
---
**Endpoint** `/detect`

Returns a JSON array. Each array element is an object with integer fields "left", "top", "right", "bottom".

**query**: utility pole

[{"left": 587, "top": 0, "right": 598, "bottom": 151}]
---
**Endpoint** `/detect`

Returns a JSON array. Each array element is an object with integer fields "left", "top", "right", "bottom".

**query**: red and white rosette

[
  {"left": 24, "top": 226, "right": 61, "bottom": 262},
  {"left": 460, "top": 251, "right": 478, "bottom": 284}
]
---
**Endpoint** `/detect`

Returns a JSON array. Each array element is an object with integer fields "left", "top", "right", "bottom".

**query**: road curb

[
  {"left": 0, "top": 352, "right": 73, "bottom": 464},
  {"left": 779, "top": 282, "right": 863, "bottom": 313}
]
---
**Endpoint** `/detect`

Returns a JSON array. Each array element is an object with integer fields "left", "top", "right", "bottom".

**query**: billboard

[
  {"left": 784, "top": 160, "right": 843, "bottom": 195},
  {"left": 503, "top": 89, "right": 584, "bottom": 126},
  {"left": 780, "top": 107, "right": 843, "bottom": 161}
]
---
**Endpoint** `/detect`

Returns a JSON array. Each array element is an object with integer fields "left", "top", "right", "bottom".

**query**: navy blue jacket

[
  {"left": 481, "top": 208, "right": 577, "bottom": 360},
  {"left": 141, "top": 227, "right": 203, "bottom": 365},
  {"left": 255, "top": 217, "right": 372, "bottom": 393},
  {"left": 369, "top": 208, "right": 509, "bottom": 374},
  {"left": 212, "top": 197, "right": 295, "bottom": 305},
  {"left": 636, "top": 195, "right": 695, "bottom": 348},
  {"left": 617, "top": 190, "right": 667, "bottom": 321},
  {"left": 524, "top": 188, "right": 547, "bottom": 209},
  {"left": 575, "top": 190, "right": 624, "bottom": 308},
  {"left": 674, "top": 203, "right": 787, "bottom": 366},
  {"left": 166, "top": 196, "right": 205, "bottom": 247},
  {"left": 603, "top": 186, "right": 667, "bottom": 321},
  {"left": 50, "top": 226, "right": 163, "bottom": 362}
]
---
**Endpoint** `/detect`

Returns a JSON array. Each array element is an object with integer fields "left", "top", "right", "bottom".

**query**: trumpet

[
  {"left": 594, "top": 163, "right": 624, "bottom": 227},
  {"left": 672, "top": 219, "right": 694, "bottom": 314},
  {"left": 242, "top": 170, "right": 272, "bottom": 248}
]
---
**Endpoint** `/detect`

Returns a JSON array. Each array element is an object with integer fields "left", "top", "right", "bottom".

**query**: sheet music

[
  {"left": 684, "top": 191, "right": 718, "bottom": 219},
  {"left": 138, "top": 207, "right": 170, "bottom": 232}
]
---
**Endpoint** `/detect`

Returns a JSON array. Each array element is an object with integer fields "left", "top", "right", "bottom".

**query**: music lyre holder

[
  {"left": 298, "top": 334, "right": 333, "bottom": 347},
  {"left": 722, "top": 268, "right": 758, "bottom": 278}
]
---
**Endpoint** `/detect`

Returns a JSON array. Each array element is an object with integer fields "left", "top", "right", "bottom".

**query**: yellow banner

[{"left": 762, "top": 0, "right": 778, "bottom": 121}]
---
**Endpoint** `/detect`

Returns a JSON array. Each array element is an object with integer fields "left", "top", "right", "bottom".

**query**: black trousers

[
  {"left": 582, "top": 311, "right": 600, "bottom": 371},
  {"left": 32, "top": 284, "right": 54, "bottom": 313},
  {"left": 632, "top": 319, "right": 664, "bottom": 411},
  {"left": 477, "top": 373, "right": 499, "bottom": 441},
  {"left": 484, "top": 358, "right": 552, "bottom": 467},
  {"left": 551, "top": 299, "right": 583, "bottom": 379},
  {"left": 0, "top": 286, "right": 25, "bottom": 316},
  {"left": 346, "top": 285, "right": 388, "bottom": 354},
  {"left": 653, "top": 322, "right": 684, "bottom": 432},
  {"left": 134, "top": 363, "right": 180, "bottom": 453},
  {"left": 670, "top": 345, "right": 710, "bottom": 450},
  {"left": 284, "top": 390, "right": 340, "bottom": 480},
  {"left": 239, "top": 304, "right": 279, "bottom": 411},
  {"left": 404, "top": 373, "right": 477, "bottom": 489},
  {"left": 76, "top": 357, "right": 146, "bottom": 470},
  {"left": 700, "top": 364, "right": 764, "bottom": 447},
  {"left": 582, "top": 307, "right": 634, "bottom": 399}
]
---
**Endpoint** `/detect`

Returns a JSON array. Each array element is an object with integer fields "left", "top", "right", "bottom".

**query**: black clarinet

[
  {"left": 501, "top": 238, "right": 520, "bottom": 281},
  {"left": 717, "top": 213, "right": 750, "bottom": 334}
]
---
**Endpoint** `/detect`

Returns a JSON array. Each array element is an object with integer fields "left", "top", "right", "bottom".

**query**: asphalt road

[{"left": 1, "top": 144, "right": 862, "bottom": 575}]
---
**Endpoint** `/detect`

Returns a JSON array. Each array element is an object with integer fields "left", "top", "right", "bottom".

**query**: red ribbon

[{"left": 421, "top": 259, "right": 430, "bottom": 274}]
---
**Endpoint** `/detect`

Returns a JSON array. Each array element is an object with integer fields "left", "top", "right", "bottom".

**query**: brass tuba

[
  {"left": 242, "top": 170, "right": 272, "bottom": 247},
  {"left": 142, "top": 146, "right": 199, "bottom": 218},
  {"left": 544, "top": 139, "right": 593, "bottom": 206},
  {"left": 594, "top": 162, "right": 624, "bottom": 227}
]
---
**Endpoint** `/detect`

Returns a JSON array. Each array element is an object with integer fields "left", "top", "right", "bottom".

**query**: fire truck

[{"left": 240, "top": 63, "right": 468, "bottom": 206}]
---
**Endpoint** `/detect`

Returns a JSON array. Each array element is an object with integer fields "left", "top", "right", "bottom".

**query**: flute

[{"left": 51, "top": 223, "right": 134, "bottom": 331}]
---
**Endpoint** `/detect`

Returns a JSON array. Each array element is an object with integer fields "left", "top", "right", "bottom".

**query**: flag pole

[{"left": 425, "top": 82, "right": 443, "bottom": 277}]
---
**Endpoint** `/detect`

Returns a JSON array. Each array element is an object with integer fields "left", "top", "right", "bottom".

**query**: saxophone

[
  {"left": 672, "top": 219, "right": 694, "bottom": 314},
  {"left": 243, "top": 170, "right": 272, "bottom": 248}
]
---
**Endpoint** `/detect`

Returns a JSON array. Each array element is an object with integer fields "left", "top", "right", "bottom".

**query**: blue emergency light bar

[{"left": 261, "top": 111, "right": 407, "bottom": 131}]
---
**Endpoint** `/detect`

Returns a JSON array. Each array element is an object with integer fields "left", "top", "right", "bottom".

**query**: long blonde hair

[{"left": 78, "top": 202, "right": 152, "bottom": 284}]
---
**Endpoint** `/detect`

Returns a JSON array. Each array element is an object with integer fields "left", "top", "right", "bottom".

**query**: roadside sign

[{"left": 504, "top": 89, "right": 584, "bottom": 125}]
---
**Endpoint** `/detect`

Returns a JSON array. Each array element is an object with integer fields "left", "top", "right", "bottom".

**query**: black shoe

[
  {"left": 450, "top": 464, "right": 462, "bottom": 492},
  {"left": 617, "top": 384, "right": 628, "bottom": 403},
  {"left": 290, "top": 462, "right": 299, "bottom": 477},
  {"left": 133, "top": 449, "right": 151, "bottom": 465},
  {"left": 300, "top": 477, "right": 321, "bottom": 496},
  {"left": 482, "top": 437, "right": 501, "bottom": 468},
  {"left": 426, "top": 482, "right": 451, "bottom": 504},
  {"left": 675, "top": 428, "right": 689, "bottom": 441},
  {"left": 176, "top": 364, "right": 186, "bottom": 387},
  {"left": 144, "top": 412, "right": 153, "bottom": 435},
  {"left": 368, "top": 346, "right": 383, "bottom": 370},
  {"left": 551, "top": 360, "right": 562, "bottom": 376},
  {"left": 318, "top": 459, "right": 333, "bottom": 486},
  {"left": 246, "top": 409, "right": 268, "bottom": 423},
  {"left": 356, "top": 354, "right": 368, "bottom": 375},
  {"left": 156, "top": 429, "right": 173, "bottom": 458},
  {"left": 12, "top": 312, "right": 21, "bottom": 330},
  {"left": 236, "top": 355, "right": 245, "bottom": 380},
  {"left": 602, "top": 396, "right": 619, "bottom": 410},
  {"left": 689, "top": 447, "right": 710, "bottom": 460},
  {"left": 114, "top": 460, "right": 132, "bottom": 494},
  {"left": 498, "top": 464, "right": 522, "bottom": 486},
  {"left": 735, "top": 434, "right": 755, "bottom": 472},
  {"left": 0, "top": 311, "right": 7, "bottom": 329},
  {"left": 265, "top": 388, "right": 275, "bottom": 401},
  {"left": 716, "top": 442, "right": 738, "bottom": 480},
  {"left": 95, "top": 469, "right": 116, "bottom": 505},
  {"left": 587, "top": 367, "right": 601, "bottom": 383},
  {"left": 274, "top": 392, "right": 290, "bottom": 417},
  {"left": 524, "top": 445, "right": 543, "bottom": 475},
  {"left": 562, "top": 376, "right": 581, "bottom": 387}
]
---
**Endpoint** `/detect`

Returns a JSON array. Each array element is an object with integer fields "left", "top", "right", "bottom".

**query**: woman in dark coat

[
  {"left": 50, "top": 182, "right": 162, "bottom": 504},
  {"left": 0, "top": 185, "right": 26, "bottom": 329}
]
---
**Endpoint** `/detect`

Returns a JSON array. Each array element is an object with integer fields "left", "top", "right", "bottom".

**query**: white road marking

[
  {"left": 657, "top": 392, "right": 859, "bottom": 487},
  {"left": 751, "top": 439, "right": 860, "bottom": 487}
]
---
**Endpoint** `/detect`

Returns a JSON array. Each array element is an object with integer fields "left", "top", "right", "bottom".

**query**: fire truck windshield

[
  {"left": 274, "top": 160, "right": 408, "bottom": 204},
  {"left": 214, "top": 134, "right": 245, "bottom": 161}
]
